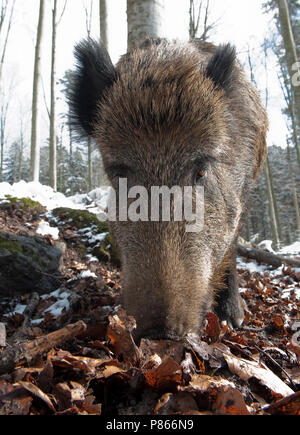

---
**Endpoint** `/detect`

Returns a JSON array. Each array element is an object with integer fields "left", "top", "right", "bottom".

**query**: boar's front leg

[{"left": 213, "top": 245, "right": 245, "bottom": 328}]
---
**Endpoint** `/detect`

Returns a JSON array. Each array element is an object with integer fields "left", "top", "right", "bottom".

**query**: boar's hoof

[{"left": 215, "top": 294, "right": 245, "bottom": 330}]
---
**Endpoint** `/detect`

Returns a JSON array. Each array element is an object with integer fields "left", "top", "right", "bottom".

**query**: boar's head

[{"left": 69, "top": 38, "right": 268, "bottom": 340}]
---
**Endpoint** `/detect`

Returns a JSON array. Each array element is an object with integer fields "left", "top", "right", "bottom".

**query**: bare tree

[
  {"left": 99, "top": 0, "right": 108, "bottom": 49},
  {"left": 0, "top": 0, "right": 16, "bottom": 83},
  {"left": 83, "top": 0, "right": 94, "bottom": 190},
  {"left": 286, "top": 138, "right": 300, "bottom": 237},
  {"left": 127, "top": 0, "right": 165, "bottom": 51},
  {"left": 30, "top": 0, "right": 45, "bottom": 182},
  {"left": 247, "top": 44, "right": 282, "bottom": 249},
  {"left": 276, "top": 0, "right": 300, "bottom": 129},
  {"left": 0, "top": 97, "right": 8, "bottom": 181},
  {"left": 189, "top": 0, "right": 218, "bottom": 41},
  {"left": 49, "top": 0, "right": 67, "bottom": 191}
]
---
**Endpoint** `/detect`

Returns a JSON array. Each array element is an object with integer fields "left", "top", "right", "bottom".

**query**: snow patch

[
  {"left": 79, "top": 270, "right": 97, "bottom": 279},
  {"left": 279, "top": 241, "right": 300, "bottom": 256},
  {"left": 41, "top": 288, "right": 71, "bottom": 319},
  {"left": 36, "top": 220, "right": 59, "bottom": 240},
  {"left": 0, "top": 181, "right": 110, "bottom": 214},
  {"left": 257, "top": 240, "right": 275, "bottom": 253},
  {"left": 237, "top": 258, "right": 269, "bottom": 274}
]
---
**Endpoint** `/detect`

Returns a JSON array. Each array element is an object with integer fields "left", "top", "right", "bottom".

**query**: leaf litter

[{"left": 0, "top": 200, "right": 300, "bottom": 415}]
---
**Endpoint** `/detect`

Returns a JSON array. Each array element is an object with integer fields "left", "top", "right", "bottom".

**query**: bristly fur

[
  {"left": 67, "top": 37, "right": 268, "bottom": 338},
  {"left": 68, "top": 38, "right": 118, "bottom": 138},
  {"left": 206, "top": 43, "right": 237, "bottom": 94}
]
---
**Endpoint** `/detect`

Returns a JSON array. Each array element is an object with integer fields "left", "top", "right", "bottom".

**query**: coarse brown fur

[{"left": 69, "top": 38, "right": 268, "bottom": 341}]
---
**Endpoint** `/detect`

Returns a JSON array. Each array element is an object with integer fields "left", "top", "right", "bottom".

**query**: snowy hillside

[
  {"left": 1, "top": 180, "right": 300, "bottom": 258},
  {"left": 0, "top": 180, "right": 110, "bottom": 215}
]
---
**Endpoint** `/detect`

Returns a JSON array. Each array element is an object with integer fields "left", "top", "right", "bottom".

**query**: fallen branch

[
  {"left": 237, "top": 245, "right": 300, "bottom": 268},
  {"left": 0, "top": 321, "right": 87, "bottom": 375}
]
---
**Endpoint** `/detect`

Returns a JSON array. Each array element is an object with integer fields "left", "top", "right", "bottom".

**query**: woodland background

[{"left": 0, "top": 0, "right": 300, "bottom": 250}]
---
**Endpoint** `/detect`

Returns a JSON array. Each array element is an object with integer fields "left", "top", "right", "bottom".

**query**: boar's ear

[
  {"left": 68, "top": 39, "right": 118, "bottom": 138},
  {"left": 206, "top": 43, "right": 236, "bottom": 94}
]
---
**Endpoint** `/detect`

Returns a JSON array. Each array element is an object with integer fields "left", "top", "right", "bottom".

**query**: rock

[
  {"left": 0, "top": 231, "right": 64, "bottom": 296},
  {"left": 52, "top": 207, "right": 120, "bottom": 266}
]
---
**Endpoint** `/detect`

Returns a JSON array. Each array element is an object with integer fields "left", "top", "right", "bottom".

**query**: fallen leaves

[
  {"left": 223, "top": 352, "right": 294, "bottom": 399},
  {"left": 1, "top": 200, "right": 300, "bottom": 415},
  {"left": 144, "top": 357, "right": 182, "bottom": 392}
]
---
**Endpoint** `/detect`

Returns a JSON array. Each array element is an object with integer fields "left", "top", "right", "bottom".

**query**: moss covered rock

[
  {"left": 3, "top": 195, "right": 45, "bottom": 212},
  {"left": 52, "top": 207, "right": 120, "bottom": 266},
  {"left": 52, "top": 208, "right": 108, "bottom": 232},
  {"left": 0, "top": 231, "right": 64, "bottom": 296}
]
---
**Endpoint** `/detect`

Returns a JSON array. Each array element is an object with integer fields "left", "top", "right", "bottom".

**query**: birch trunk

[
  {"left": 49, "top": 0, "right": 57, "bottom": 191},
  {"left": 264, "top": 159, "right": 281, "bottom": 250},
  {"left": 127, "top": 0, "right": 165, "bottom": 51},
  {"left": 99, "top": 0, "right": 108, "bottom": 49},
  {"left": 30, "top": 0, "right": 45, "bottom": 182}
]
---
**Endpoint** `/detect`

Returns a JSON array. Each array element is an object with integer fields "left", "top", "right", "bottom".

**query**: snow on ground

[
  {"left": 279, "top": 241, "right": 300, "bottom": 256},
  {"left": 1, "top": 181, "right": 300, "bottom": 319},
  {"left": 257, "top": 240, "right": 275, "bottom": 253},
  {"left": 36, "top": 220, "right": 59, "bottom": 240},
  {"left": 3, "top": 288, "right": 72, "bottom": 324},
  {"left": 0, "top": 181, "right": 110, "bottom": 214},
  {"left": 237, "top": 258, "right": 269, "bottom": 274}
]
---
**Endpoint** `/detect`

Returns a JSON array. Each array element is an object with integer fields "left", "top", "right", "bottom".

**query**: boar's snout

[{"left": 117, "top": 226, "right": 213, "bottom": 341}]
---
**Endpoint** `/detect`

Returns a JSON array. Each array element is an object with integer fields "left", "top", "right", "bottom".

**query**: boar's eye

[{"left": 194, "top": 168, "right": 208, "bottom": 184}]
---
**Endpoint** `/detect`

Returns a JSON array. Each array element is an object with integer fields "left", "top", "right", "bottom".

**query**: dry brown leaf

[
  {"left": 0, "top": 385, "right": 33, "bottom": 416},
  {"left": 264, "top": 391, "right": 300, "bottom": 415},
  {"left": 154, "top": 392, "right": 199, "bottom": 415},
  {"left": 98, "top": 364, "right": 126, "bottom": 378},
  {"left": 223, "top": 353, "right": 294, "bottom": 398},
  {"left": 205, "top": 312, "right": 221, "bottom": 342},
  {"left": 139, "top": 339, "right": 184, "bottom": 365},
  {"left": 49, "top": 349, "right": 108, "bottom": 375},
  {"left": 180, "top": 374, "right": 235, "bottom": 394},
  {"left": 144, "top": 357, "right": 182, "bottom": 392},
  {"left": 55, "top": 381, "right": 86, "bottom": 411},
  {"left": 212, "top": 386, "right": 250, "bottom": 415},
  {"left": 107, "top": 314, "right": 141, "bottom": 366},
  {"left": 18, "top": 381, "right": 56, "bottom": 412},
  {"left": 80, "top": 395, "right": 102, "bottom": 415}
]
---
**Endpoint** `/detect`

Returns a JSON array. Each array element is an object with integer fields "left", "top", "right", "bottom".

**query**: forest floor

[{"left": 0, "top": 194, "right": 300, "bottom": 415}]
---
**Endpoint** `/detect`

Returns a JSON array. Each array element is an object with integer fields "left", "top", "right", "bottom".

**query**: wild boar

[{"left": 69, "top": 38, "right": 268, "bottom": 340}]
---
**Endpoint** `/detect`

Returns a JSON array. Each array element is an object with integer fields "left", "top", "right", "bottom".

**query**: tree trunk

[
  {"left": 49, "top": 0, "right": 57, "bottom": 191},
  {"left": 267, "top": 157, "right": 282, "bottom": 242},
  {"left": 127, "top": 0, "right": 165, "bottom": 51},
  {"left": 0, "top": 100, "right": 8, "bottom": 182},
  {"left": 237, "top": 245, "right": 300, "bottom": 268},
  {"left": 88, "top": 136, "right": 92, "bottom": 191},
  {"left": 264, "top": 160, "right": 281, "bottom": 250},
  {"left": 287, "top": 140, "right": 300, "bottom": 237},
  {"left": 189, "top": 0, "right": 213, "bottom": 41},
  {"left": 99, "top": 0, "right": 108, "bottom": 49},
  {"left": 0, "top": 0, "right": 15, "bottom": 83},
  {"left": 276, "top": 0, "right": 300, "bottom": 129},
  {"left": 30, "top": 0, "right": 45, "bottom": 182}
]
